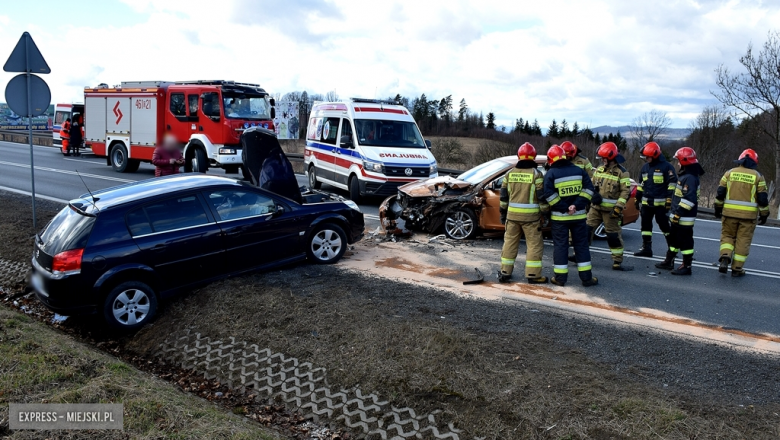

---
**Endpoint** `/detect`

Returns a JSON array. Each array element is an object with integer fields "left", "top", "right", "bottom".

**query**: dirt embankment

[{"left": 2, "top": 192, "right": 780, "bottom": 438}]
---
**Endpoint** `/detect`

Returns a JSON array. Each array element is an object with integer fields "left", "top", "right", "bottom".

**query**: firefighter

[
  {"left": 542, "top": 145, "right": 599, "bottom": 287},
  {"left": 60, "top": 117, "right": 71, "bottom": 156},
  {"left": 560, "top": 141, "right": 594, "bottom": 177},
  {"left": 499, "top": 142, "right": 549, "bottom": 284},
  {"left": 587, "top": 142, "right": 633, "bottom": 271},
  {"left": 561, "top": 141, "right": 594, "bottom": 262},
  {"left": 713, "top": 149, "right": 770, "bottom": 277},
  {"left": 634, "top": 142, "right": 677, "bottom": 257},
  {"left": 655, "top": 147, "right": 705, "bottom": 275}
]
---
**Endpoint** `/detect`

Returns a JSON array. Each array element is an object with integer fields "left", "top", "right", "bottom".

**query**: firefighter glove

[
  {"left": 634, "top": 199, "right": 641, "bottom": 210},
  {"left": 611, "top": 205, "right": 623, "bottom": 219},
  {"left": 714, "top": 205, "right": 723, "bottom": 219},
  {"left": 759, "top": 214, "right": 768, "bottom": 225},
  {"left": 665, "top": 198, "right": 672, "bottom": 212},
  {"left": 670, "top": 214, "right": 680, "bottom": 225},
  {"left": 500, "top": 215, "right": 507, "bottom": 225}
]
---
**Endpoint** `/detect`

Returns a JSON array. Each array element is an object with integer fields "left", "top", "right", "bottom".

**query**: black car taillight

[{"left": 51, "top": 248, "right": 84, "bottom": 275}]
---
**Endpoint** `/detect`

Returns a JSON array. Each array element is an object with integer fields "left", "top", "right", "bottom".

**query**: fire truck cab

[{"left": 84, "top": 81, "right": 275, "bottom": 174}]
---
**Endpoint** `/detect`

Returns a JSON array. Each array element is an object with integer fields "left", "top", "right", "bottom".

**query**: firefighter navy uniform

[
  {"left": 656, "top": 148, "right": 704, "bottom": 275},
  {"left": 499, "top": 159, "right": 548, "bottom": 283},
  {"left": 587, "top": 160, "right": 631, "bottom": 270},
  {"left": 635, "top": 154, "right": 677, "bottom": 257},
  {"left": 542, "top": 148, "right": 599, "bottom": 287},
  {"left": 714, "top": 152, "right": 770, "bottom": 276}
]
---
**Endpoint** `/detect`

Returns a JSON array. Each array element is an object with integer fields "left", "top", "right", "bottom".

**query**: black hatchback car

[{"left": 30, "top": 174, "right": 364, "bottom": 330}]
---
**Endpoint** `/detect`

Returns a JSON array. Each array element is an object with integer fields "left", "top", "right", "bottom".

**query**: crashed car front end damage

[{"left": 379, "top": 176, "right": 483, "bottom": 235}]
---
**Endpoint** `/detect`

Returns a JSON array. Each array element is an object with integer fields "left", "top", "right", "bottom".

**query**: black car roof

[{"left": 77, "top": 174, "right": 247, "bottom": 210}]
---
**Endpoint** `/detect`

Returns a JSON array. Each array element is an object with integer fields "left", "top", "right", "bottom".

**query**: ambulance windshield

[
  {"left": 354, "top": 119, "right": 426, "bottom": 148},
  {"left": 223, "top": 94, "right": 271, "bottom": 120}
]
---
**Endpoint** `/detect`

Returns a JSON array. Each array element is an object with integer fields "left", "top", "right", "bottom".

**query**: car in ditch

[
  {"left": 379, "top": 155, "right": 639, "bottom": 240},
  {"left": 29, "top": 174, "right": 364, "bottom": 330}
]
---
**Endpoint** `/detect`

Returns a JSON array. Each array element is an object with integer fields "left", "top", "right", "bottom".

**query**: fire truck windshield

[{"left": 223, "top": 94, "right": 270, "bottom": 120}]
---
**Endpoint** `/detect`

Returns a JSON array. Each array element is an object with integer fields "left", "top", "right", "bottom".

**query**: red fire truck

[{"left": 83, "top": 81, "right": 275, "bottom": 174}]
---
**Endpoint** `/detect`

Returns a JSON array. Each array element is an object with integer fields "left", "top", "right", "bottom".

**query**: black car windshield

[
  {"left": 39, "top": 205, "right": 96, "bottom": 255},
  {"left": 354, "top": 119, "right": 425, "bottom": 148},
  {"left": 458, "top": 159, "right": 512, "bottom": 185},
  {"left": 223, "top": 94, "right": 270, "bottom": 120}
]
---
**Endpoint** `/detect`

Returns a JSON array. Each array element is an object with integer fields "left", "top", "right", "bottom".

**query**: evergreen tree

[
  {"left": 548, "top": 119, "right": 560, "bottom": 138},
  {"left": 486, "top": 112, "right": 496, "bottom": 130},
  {"left": 560, "top": 119, "right": 570, "bottom": 137},
  {"left": 393, "top": 93, "right": 402, "bottom": 105},
  {"left": 523, "top": 120, "right": 531, "bottom": 134},
  {"left": 515, "top": 118, "right": 524, "bottom": 133},
  {"left": 479, "top": 112, "right": 485, "bottom": 128},
  {"left": 594, "top": 133, "right": 601, "bottom": 144},
  {"left": 607, "top": 133, "right": 615, "bottom": 143},
  {"left": 615, "top": 131, "right": 628, "bottom": 151},
  {"left": 412, "top": 94, "right": 428, "bottom": 122},
  {"left": 572, "top": 121, "right": 580, "bottom": 137},
  {"left": 531, "top": 119, "right": 541, "bottom": 136},
  {"left": 458, "top": 98, "right": 468, "bottom": 122}
]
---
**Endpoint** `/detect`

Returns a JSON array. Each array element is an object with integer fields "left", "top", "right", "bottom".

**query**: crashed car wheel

[
  {"left": 307, "top": 224, "right": 347, "bottom": 264},
  {"left": 103, "top": 281, "right": 158, "bottom": 331},
  {"left": 443, "top": 209, "right": 478, "bottom": 240}
]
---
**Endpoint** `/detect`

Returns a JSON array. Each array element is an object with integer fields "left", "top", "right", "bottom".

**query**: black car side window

[
  {"left": 207, "top": 190, "right": 277, "bottom": 221},
  {"left": 128, "top": 195, "right": 210, "bottom": 236},
  {"left": 126, "top": 208, "right": 153, "bottom": 237}
]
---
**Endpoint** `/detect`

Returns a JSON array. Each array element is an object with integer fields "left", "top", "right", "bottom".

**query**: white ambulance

[{"left": 304, "top": 99, "right": 437, "bottom": 202}]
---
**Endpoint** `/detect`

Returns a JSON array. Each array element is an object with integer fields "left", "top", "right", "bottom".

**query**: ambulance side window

[
  {"left": 188, "top": 95, "right": 199, "bottom": 117},
  {"left": 169, "top": 93, "right": 186, "bottom": 117},
  {"left": 320, "top": 117, "right": 341, "bottom": 146},
  {"left": 339, "top": 119, "right": 354, "bottom": 148}
]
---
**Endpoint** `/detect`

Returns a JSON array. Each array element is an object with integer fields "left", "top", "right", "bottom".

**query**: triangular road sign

[{"left": 3, "top": 32, "right": 50, "bottom": 74}]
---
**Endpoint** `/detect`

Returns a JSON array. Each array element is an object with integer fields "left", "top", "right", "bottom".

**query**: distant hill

[{"left": 589, "top": 125, "right": 691, "bottom": 141}]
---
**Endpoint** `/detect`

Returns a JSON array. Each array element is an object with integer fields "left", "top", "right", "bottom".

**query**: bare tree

[
  {"left": 687, "top": 106, "right": 739, "bottom": 206},
  {"left": 325, "top": 90, "right": 339, "bottom": 102},
  {"left": 628, "top": 110, "right": 672, "bottom": 150},
  {"left": 713, "top": 30, "right": 780, "bottom": 208}
]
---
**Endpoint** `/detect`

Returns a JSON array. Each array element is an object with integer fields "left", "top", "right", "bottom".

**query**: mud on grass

[{"left": 127, "top": 267, "right": 780, "bottom": 439}]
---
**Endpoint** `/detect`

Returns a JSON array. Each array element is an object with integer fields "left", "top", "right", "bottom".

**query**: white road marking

[
  {"left": 623, "top": 226, "right": 780, "bottom": 250},
  {"left": 0, "top": 185, "right": 68, "bottom": 204},
  {"left": 0, "top": 160, "right": 134, "bottom": 184},
  {"left": 61, "top": 157, "right": 104, "bottom": 164}
]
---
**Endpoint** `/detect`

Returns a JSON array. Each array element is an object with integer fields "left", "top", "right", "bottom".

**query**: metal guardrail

[{"left": 0, "top": 129, "right": 53, "bottom": 147}]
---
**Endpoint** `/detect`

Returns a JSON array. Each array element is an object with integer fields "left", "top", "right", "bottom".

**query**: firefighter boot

[
  {"left": 498, "top": 271, "right": 512, "bottom": 283},
  {"left": 527, "top": 276, "right": 548, "bottom": 284},
  {"left": 550, "top": 276, "right": 566, "bottom": 287},
  {"left": 671, "top": 254, "right": 693, "bottom": 276},
  {"left": 718, "top": 256, "right": 731, "bottom": 274},
  {"left": 732, "top": 268, "right": 746, "bottom": 278},
  {"left": 582, "top": 277, "right": 599, "bottom": 287},
  {"left": 655, "top": 251, "right": 676, "bottom": 270},
  {"left": 633, "top": 238, "right": 653, "bottom": 257}
]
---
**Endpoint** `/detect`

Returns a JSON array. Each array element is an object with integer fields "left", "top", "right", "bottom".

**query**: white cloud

[{"left": 2, "top": 0, "right": 779, "bottom": 129}]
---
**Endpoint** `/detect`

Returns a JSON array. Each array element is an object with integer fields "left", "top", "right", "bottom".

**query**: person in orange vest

[{"left": 60, "top": 117, "right": 71, "bottom": 156}]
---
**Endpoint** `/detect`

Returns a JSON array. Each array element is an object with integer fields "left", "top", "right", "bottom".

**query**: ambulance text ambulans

[
  {"left": 304, "top": 99, "right": 437, "bottom": 202},
  {"left": 83, "top": 81, "right": 275, "bottom": 174}
]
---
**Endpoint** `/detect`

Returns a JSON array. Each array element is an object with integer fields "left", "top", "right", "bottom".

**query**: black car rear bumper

[{"left": 30, "top": 258, "right": 96, "bottom": 315}]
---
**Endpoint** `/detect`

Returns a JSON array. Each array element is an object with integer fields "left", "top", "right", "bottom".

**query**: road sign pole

[{"left": 25, "top": 37, "right": 36, "bottom": 231}]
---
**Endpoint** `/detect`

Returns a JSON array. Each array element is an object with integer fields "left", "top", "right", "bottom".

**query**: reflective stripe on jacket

[
  {"left": 500, "top": 163, "right": 548, "bottom": 222},
  {"left": 572, "top": 154, "right": 594, "bottom": 178},
  {"left": 592, "top": 163, "right": 631, "bottom": 211},
  {"left": 637, "top": 156, "right": 676, "bottom": 203},
  {"left": 670, "top": 171, "right": 699, "bottom": 222},
  {"left": 542, "top": 160, "right": 595, "bottom": 221},
  {"left": 714, "top": 166, "right": 770, "bottom": 220},
  {"left": 60, "top": 121, "right": 71, "bottom": 139}
]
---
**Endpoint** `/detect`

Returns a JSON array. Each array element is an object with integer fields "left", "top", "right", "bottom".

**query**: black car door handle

[
  {"left": 224, "top": 227, "right": 247, "bottom": 236},
  {"left": 151, "top": 244, "right": 167, "bottom": 251}
]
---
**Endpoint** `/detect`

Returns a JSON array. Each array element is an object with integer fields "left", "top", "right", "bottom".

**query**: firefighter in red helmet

[
  {"left": 655, "top": 147, "right": 704, "bottom": 275},
  {"left": 713, "top": 149, "right": 770, "bottom": 276},
  {"left": 634, "top": 141, "right": 677, "bottom": 257},
  {"left": 560, "top": 141, "right": 594, "bottom": 177},
  {"left": 587, "top": 142, "right": 633, "bottom": 271},
  {"left": 499, "top": 143, "right": 549, "bottom": 284}
]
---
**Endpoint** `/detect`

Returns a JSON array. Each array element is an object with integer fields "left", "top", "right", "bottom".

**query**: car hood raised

[{"left": 398, "top": 175, "right": 474, "bottom": 197}]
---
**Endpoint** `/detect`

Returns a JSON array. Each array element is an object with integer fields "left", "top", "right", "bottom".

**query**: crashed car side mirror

[{"left": 425, "top": 139, "right": 432, "bottom": 149}]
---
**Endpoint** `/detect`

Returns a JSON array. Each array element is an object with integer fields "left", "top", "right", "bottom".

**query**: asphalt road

[{"left": 1, "top": 140, "right": 779, "bottom": 335}]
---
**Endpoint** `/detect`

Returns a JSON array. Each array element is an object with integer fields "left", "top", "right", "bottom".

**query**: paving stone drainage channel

[
  {"left": 0, "top": 258, "right": 27, "bottom": 293},
  {"left": 159, "top": 330, "right": 465, "bottom": 440}
]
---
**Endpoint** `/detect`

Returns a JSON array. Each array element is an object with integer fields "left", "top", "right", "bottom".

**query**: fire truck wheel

[
  {"left": 348, "top": 175, "right": 362, "bottom": 203},
  {"left": 308, "top": 165, "right": 322, "bottom": 189},
  {"left": 192, "top": 148, "right": 209, "bottom": 173},
  {"left": 110, "top": 144, "right": 130, "bottom": 173}
]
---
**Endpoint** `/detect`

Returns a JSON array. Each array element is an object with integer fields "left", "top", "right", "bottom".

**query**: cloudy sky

[{"left": 2, "top": 0, "right": 778, "bottom": 129}]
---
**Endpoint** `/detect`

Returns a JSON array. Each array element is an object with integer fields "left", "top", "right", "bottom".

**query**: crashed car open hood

[
  {"left": 241, "top": 127, "right": 303, "bottom": 204},
  {"left": 398, "top": 175, "right": 474, "bottom": 197}
]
